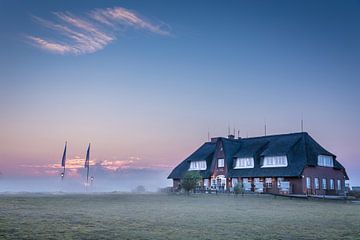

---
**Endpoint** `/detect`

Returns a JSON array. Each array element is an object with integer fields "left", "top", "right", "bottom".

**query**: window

[
  {"left": 234, "top": 157, "right": 254, "bottom": 169},
  {"left": 322, "top": 178, "right": 327, "bottom": 190},
  {"left": 217, "top": 158, "right": 225, "bottom": 168},
  {"left": 262, "top": 156, "right": 288, "bottom": 168},
  {"left": 330, "top": 179, "right": 335, "bottom": 190},
  {"left": 203, "top": 179, "right": 209, "bottom": 187},
  {"left": 337, "top": 180, "right": 342, "bottom": 190},
  {"left": 189, "top": 161, "right": 207, "bottom": 170},
  {"left": 211, "top": 179, "right": 216, "bottom": 188},
  {"left": 242, "top": 178, "right": 251, "bottom": 190},
  {"left": 314, "top": 178, "right": 319, "bottom": 189},
  {"left": 265, "top": 178, "right": 272, "bottom": 188},
  {"left": 231, "top": 178, "right": 238, "bottom": 187},
  {"left": 306, "top": 177, "right": 311, "bottom": 189},
  {"left": 277, "top": 177, "right": 284, "bottom": 188},
  {"left": 317, "top": 155, "right": 334, "bottom": 167}
]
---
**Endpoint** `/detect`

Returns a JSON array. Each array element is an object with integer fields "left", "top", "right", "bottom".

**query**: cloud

[
  {"left": 27, "top": 6, "right": 170, "bottom": 55},
  {"left": 90, "top": 7, "right": 170, "bottom": 36},
  {"left": 19, "top": 156, "right": 170, "bottom": 178},
  {"left": 99, "top": 159, "right": 134, "bottom": 171},
  {"left": 26, "top": 36, "right": 75, "bottom": 55}
]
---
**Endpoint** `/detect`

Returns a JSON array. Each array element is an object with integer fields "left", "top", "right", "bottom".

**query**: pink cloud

[
  {"left": 27, "top": 6, "right": 170, "bottom": 55},
  {"left": 27, "top": 36, "right": 75, "bottom": 55},
  {"left": 91, "top": 7, "right": 171, "bottom": 36}
]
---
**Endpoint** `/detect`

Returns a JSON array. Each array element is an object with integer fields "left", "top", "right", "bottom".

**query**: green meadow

[{"left": 0, "top": 193, "right": 359, "bottom": 240}]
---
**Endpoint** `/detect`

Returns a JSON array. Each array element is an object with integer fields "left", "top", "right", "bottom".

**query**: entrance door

[{"left": 216, "top": 175, "right": 226, "bottom": 190}]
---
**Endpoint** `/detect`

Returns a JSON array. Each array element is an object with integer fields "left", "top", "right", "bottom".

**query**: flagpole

[
  {"left": 87, "top": 163, "right": 89, "bottom": 184},
  {"left": 85, "top": 143, "right": 91, "bottom": 191},
  {"left": 61, "top": 141, "right": 67, "bottom": 180}
]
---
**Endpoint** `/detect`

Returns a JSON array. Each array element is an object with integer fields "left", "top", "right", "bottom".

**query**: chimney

[{"left": 228, "top": 134, "right": 235, "bottom": 139}]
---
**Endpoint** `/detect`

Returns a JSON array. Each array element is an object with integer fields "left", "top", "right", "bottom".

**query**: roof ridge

[
  {"left": 242, "top": 132, "right": 307, "bottom": 140},
  {"left": 208, "top": 132, "right": 308, "bottom": 142}
]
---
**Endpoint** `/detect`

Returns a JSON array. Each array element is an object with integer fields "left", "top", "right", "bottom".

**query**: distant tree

[
  {"left": 133, "top": 185, "right": 146, "bottom": 193},
  {"left": 181, "top": 171, "right": 202, "bottom": 194},
  {"left": 234, "top": 183, "right": 245, "bottom": 196}
]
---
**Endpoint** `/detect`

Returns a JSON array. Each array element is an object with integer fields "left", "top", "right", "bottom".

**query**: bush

[
  {"left": 234, "top": 183, "right": 245, "bottom": 196},
  {"left": 181, "top": 171, "right": 202, "bottom": 194},
  {"left": 348, "top": 191, "right": 360, "bottom": 199}
]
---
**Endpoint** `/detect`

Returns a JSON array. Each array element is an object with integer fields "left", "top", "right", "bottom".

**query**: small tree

[
  {"left": 181, "top": 171, "right": 202, "bottom": 194},
  {"left": 234, "top": 182, "right": 245, "bottom": 197}
]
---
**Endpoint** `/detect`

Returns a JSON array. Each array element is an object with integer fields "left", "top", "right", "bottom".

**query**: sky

[{"left": 0, "top": 0, "right": 360, "bottom": 191}]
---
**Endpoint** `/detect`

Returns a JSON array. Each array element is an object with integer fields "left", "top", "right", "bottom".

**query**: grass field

[{"left": 0, "top": 193, "right": 359, "bottom": 240}]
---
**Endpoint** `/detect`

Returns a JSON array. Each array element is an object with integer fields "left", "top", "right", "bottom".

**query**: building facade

[{"left": 168, "top": 132, "right": 349, "bottom": 195}]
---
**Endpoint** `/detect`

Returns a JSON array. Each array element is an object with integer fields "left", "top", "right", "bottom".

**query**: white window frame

[
  {"left": 277, "top": 177, "right": 284, "bottom": 188},
  {"left": 265, "top": 178, "right": 272, "bottom": 188},
  {"left": 314, "top": 178, "right": 319, "bottom": 189},
  {"left": 317, "top": 155, "right": 334, "bottom": 167},
  {"left": 262, "top": 156, "right": 288, "bottom": 168},
  {"left": 242, "top": 178, "right": 251, "bottom": 190},
  {"left": 306, "top": 177, "right": 311, "bottom": 189},
  {"left": 189, "top": 161, "right": 207, "bottom": 170},
  {"left": 203, "top": 179, "right": 209, "bottom": 187},
  {"left": 234, "top": 157, "right": 254, "bottom": 169},
  {"left": 322, "top": 178, "right": 327, "bottom": 190},
  {"left": 217, "top": 158, "right": 225, "bottom": 168},
  {"left": 330, "top": 179, "right": 335, "bottom": 190},
  {"left": 231, "top": 178, "right": 238, "bottom": 187},
  {"left": 337, "top": 179, "right": 342, "bottom": 190}
]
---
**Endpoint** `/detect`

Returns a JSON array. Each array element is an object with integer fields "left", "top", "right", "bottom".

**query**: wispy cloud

[
  {"left": 26, "top": 36, "right": 75, "bottom": 55},
  {"left": 90, "top": 7, "right": 170, "bottom": 36},
  {"left": 27, "top": 6, "right": 170, "bottom": 55}
]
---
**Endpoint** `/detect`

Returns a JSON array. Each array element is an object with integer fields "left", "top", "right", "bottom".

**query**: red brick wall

[
  {"left": 212, "top": 140, "right": 226, "bottom": 177},
  {"left": 302, "top": 166, "right": 346, "bottom": 195}
]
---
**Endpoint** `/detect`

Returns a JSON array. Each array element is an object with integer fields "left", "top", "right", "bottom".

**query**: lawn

[{"left": 0, "top": 193, "right": 359, "bottom": 239}]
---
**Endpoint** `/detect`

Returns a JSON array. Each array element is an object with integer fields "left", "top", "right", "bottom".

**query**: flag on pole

[
  {"left": 85, "top": 143, "right": 90, "bottom": 168},
  {"left": 85, "top": 143, "right": 90, "bottom": 184},
  {"left": 61, "top": 142, "right": 67, "bottom": 167}
]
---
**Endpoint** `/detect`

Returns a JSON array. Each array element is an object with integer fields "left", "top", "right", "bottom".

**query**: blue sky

[{"left": 0, "top": 0, "right": 360, "bottom": 189}]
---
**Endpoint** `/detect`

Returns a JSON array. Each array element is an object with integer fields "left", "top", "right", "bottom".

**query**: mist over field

[{"left": 0, "top": 169, "right": 171, "bottom": 192}]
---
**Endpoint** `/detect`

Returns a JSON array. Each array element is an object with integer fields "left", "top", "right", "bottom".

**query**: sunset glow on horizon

[{"left": 1, "top": 0, "right": 360, "bottom": 190}]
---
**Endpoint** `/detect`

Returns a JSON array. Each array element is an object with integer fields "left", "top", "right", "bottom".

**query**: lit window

[
  {"left": 189, "top": 161, "right": 207, "bottom": 170},
  {"left": 337, "top": 180, "right": 342, "bottom": 190},
  {"left": 234, "top": 157, "right": 254, "bottom": 169},
  {"left": 318, "top": 155, "right": 334, "bottom": 167},
  {"left": 262, "top": 156, "right": 288, "bottom": 168},
  {"left": 314, "top": 178, "right": 319, "bottom": 189},
  {"left": 330, "top": 179, "right": 335, "bottom": 190},
  {"left": 218, "top": 158, "right": 224, "bottom": 168},
  {"left": 322, "top": 178, "right": 327, "bottom": 190},
  {"left": 306, "top": 177, "right": 311, "bottom": 189}
]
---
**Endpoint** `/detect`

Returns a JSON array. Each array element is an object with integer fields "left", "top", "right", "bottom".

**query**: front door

[{"left": 216, "top": 175, "right": 226, "bottom": 190}]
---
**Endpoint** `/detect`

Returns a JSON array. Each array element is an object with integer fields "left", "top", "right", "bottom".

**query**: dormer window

[
  {"left": 317, "top": 155, "right": 333, "bottom": 167},
  {"left": 189, "top": 161, "right": 207, "bottom": 170},
  {"left": 234, "top": 157, "right": 254, "bottom": 169},
  {"left": 262, "top": 156, "right": 288, "bottom": 168},
  {"left": 217, "top": 158, "right": 225, "bottom": 168}
]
